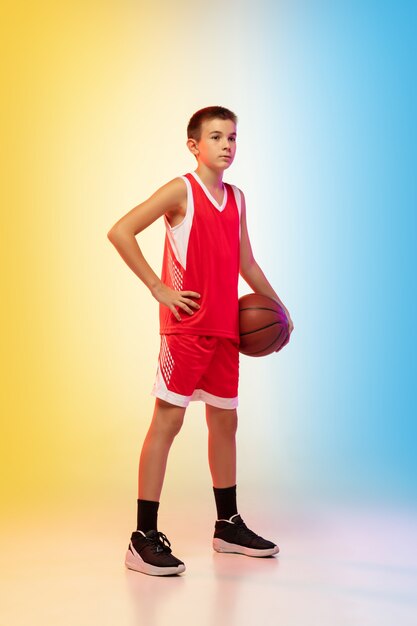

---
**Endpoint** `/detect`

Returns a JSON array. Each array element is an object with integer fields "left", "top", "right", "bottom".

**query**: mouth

[{"left": 220, "top": 155, "right": 232, "bottom": 159}]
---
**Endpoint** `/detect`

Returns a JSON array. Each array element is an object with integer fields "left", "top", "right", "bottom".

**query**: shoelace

[{"left": 147, "top": 531, "right": 172, "bottom": 554}]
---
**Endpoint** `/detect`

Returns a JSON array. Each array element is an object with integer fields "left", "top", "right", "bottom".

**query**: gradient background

[{"left": 1, "top": 0, "right": 416, "bottom": 530}]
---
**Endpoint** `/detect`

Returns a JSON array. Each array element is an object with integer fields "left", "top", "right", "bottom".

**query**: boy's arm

[
  {"left": 238, "top": 190, "right": 294, "bottom": 335},
  {"left": 107, "top": 178, "right": 200, "bottom": 322}
]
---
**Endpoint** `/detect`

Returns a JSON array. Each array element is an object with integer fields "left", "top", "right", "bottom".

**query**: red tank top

[{"left": 159, "top": 171, "right": 242, "bottom": 340}]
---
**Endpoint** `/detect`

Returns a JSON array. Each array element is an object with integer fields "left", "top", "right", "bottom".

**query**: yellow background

[{"left": 1, "top": 1, "right": 293, "bottom": 521}]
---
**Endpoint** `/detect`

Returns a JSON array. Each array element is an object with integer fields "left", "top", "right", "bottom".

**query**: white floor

[{"left": 1, "top": 500, "right": 416, "bottom": 626}]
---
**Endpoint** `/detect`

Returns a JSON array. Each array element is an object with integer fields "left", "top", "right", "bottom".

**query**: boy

[{"left": 107, "top": 106, "right": 294, "bottom": 577}]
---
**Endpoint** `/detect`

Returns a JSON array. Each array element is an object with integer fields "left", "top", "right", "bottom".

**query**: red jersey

[{"left": 159, "top": 171, "right": 242, "bottom": 340}]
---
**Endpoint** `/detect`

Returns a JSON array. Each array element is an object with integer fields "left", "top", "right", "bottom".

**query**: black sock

[
  {"left": 137, "top": 499, "right": 159, "bottom": 532},
  {"left": 213, "top": 484, "right": 238, "bottom": 520}
]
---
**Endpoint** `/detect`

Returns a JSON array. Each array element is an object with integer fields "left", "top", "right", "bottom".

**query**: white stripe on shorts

[{"left": 151, "top": 364, "right": 238, "bottom": 409}]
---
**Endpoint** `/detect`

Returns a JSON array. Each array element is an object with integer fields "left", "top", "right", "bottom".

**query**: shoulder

[
  {"left": 229, "top": 184, "right": 246, "bottom": 211},
  {"left": 160, "top": 176, "right": 188, "bottom": 221},
  {"left": 228, "top": 183, "right": 245, "bottom": 197},
  {"left": 160, "top": 176, "right": 188, "bottom": 200},
  {"left": 155, "top": 176, "right": 187, "bottom": 208}
]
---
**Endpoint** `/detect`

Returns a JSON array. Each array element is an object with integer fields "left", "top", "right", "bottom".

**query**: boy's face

[{"left": 188, "top": 117, "right": 237, "bottom": 171}]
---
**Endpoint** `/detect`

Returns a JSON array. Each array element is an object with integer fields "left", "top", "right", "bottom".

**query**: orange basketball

[{"left": 238, "top": 293, "right": 290, "bottom": 357}]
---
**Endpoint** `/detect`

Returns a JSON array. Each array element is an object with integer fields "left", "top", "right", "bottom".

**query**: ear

[{"left": 186, "top": 137, "right": 199, "bottom": 157}]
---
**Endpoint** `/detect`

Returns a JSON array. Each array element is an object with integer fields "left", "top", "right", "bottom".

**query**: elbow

[
  {"left": 107, "top": 224, "right": 116, "bottom": 240},
  {"left": 107, "top": 232, "right": 117, "bottom": 247},
  {"left": 107, "top": 225, "right": 123, "bottom": 243},
  {"left": 107, "top": 223, "right": 136, "bottom": 242},
  {"left": 240, "top": 257, "right": 257, "bottom": 279}
]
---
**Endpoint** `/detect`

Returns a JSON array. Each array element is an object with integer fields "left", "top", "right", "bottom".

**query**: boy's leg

[
  {"left": 205, "top": 403, "right": 237, "bottom": 488},
  {"left": 138, "top": 397, "right": 186, "bottom": 501},
  {"left": 126, "top": 397, "right": 187, "bottom": 576},
  {"left": 206, "top": 403, "right": 239, "bottom": 520},
  {"left": 206, "top": 402, "right": 279, "bottom": 557}
]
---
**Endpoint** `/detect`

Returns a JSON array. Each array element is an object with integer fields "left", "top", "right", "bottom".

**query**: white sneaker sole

[
  {"left": 213, "top": 538, "right": 279, "bottom": 557},
  {"left": 125, "top": 549, "right": 186, "bottom": 576}
]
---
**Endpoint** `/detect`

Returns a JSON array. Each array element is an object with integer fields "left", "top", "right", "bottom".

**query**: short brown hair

[{"left": 187, "top": 106, "right": 238, "bottom": 142}]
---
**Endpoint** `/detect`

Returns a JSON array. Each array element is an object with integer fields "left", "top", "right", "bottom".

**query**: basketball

[{"left": 238, "top": 293, "right": 290, "bottom": 357}]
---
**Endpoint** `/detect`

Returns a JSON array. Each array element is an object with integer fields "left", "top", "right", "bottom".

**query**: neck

[{"left": 194, "top": 163, "right": 224, "bottom": 190}]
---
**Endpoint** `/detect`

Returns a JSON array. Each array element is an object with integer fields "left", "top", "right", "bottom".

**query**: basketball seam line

[
  {"left": 241, "top": 330, "right": 288, "bottom": 355},
  {"left": 240, "top": 306, "right": 280, "bottom": 312},
  {"left": 240, "top": 321, "right": 281, "bottom": 336}
]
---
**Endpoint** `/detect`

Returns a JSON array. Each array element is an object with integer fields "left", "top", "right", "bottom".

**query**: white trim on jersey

[
  {"left": 163, "top": 176, "right": 194, "bottom": 270},
  {"left": 230, "top": 184, "right": 242, "bottom": 242},
  {"left": 162, "top": 175, "right": 242, "bottom": 269},
  {"left": 190, "top": 170, "right": 228, "bottom": 212}
]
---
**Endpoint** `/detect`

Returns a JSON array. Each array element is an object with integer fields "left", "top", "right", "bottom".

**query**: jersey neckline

[{"left": 190, "top": 171, "right": 228, "bottom": 212}]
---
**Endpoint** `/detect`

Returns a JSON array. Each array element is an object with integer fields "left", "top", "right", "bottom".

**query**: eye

[
  {"left": 229, "top": 137, "right": 236, "bottom": 142},
  {"left": 212, "top": 135, "right": 220, "bottom": 140}
]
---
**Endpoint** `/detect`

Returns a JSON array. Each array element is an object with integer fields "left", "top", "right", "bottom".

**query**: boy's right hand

[{"left": 151, "top": 283, "right": 201, "bottom": 322}]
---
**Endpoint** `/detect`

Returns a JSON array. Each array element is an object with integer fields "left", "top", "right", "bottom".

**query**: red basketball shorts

[{"left": 151, "top": 334, "right": 240, "bottom": 409}]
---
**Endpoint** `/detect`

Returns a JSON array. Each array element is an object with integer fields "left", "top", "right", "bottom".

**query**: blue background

[{"left": 235, "top": 0, "right": 417, "bottom": 507}]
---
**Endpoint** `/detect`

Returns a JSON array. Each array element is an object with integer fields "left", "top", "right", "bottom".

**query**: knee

[
  {"left": 153, "top": 399, "right": 185, "bottom": 438},
  {"left": 223, "top": 415, "right": 238, "bottom": 436},
  {"left": 207, "top": 409, "right": 238, "bottom": 437},
  {"left": 167, "top": 415, "right": 184, "bottom": 438}
]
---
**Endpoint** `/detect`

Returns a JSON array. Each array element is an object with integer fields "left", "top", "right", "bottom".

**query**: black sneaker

[
  {"left": 213, "top": 514, "right": 279, "bottom": 557},
  {"left": 125, "top": 529, "right": 186, "bottom": 576}
]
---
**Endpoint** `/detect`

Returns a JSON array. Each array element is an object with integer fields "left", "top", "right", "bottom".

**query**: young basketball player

[{"left": 107, "top": 106, "right": 294, "bottom": 576}]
